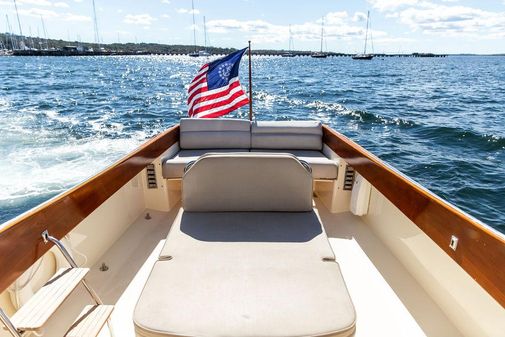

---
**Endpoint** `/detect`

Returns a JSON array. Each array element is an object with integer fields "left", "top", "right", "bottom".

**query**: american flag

[{"left": 187, "top": 48, "right": 250, "bottom": 118}]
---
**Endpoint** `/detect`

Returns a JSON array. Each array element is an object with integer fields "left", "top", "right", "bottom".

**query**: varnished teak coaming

[{"left": 322, "top": 125, "right": 505, "bottom": 308}]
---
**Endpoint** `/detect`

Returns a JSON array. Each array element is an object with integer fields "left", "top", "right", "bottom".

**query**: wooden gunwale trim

[
  {"left": 322, "top": 124, "right": 505, "bottom": 308},
  {"left": 0, "top": 125, "right": 180, "bottom": 294}
]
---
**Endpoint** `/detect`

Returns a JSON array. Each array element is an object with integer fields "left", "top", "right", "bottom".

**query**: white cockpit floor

[{"left": 43, "top": 199, "right": 462, "bottom": 337}]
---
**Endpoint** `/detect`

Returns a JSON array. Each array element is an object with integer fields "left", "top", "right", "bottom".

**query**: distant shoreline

[
  {"left": 4, "top": 50, "right": 450, "bottom": 58},
  {"left": 0, "top": 33, "right": 503, "bottom": 57},
  {"left": 2, "top": 51, "right": 505, "bottom": 58}
]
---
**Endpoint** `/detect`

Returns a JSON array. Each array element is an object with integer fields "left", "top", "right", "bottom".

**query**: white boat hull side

[{"left": 364, "top": 186, "right": 504, "bottom": 336}]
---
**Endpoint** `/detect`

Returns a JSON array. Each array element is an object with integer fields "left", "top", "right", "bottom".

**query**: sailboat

[
  {"left": 188, "top": 1, "right": 211, "bottom": 57},
  {"left": 353, "top": 11, "right": 374, "bottom": 60},
  {"left": 198, "top": 16, "right": 211, "bottom": 57},
  {"left": 311, "top": 18, "right": 327, "bottom": 58},
  {"left": 282, "top": 25, "right": 295, "bottom": 57},
  {"left": 188, "top": 0, "right": 200, "bottom": 57}
]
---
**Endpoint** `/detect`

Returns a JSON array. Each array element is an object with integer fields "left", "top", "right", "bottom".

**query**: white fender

[
  {"left": 8, "top": 237, "right": 75, "bottom": 309},
  {"left": 8, "top": 255, "right": 47, "bottom": 310}
]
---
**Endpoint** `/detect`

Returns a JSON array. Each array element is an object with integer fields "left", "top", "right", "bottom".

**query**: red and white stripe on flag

[{"left": 187, "top": 64, "right": 249, "bottom": 118}]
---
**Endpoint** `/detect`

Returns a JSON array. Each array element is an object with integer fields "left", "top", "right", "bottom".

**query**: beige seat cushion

[
  {"left": 162, "top": 149, "right": 249, "bottom": 179},
  {"left": 134, "top": 210, "right": 356, "bottom": 337},
  {"left": 252, "top": 150, "right": 339, "bottom": 179}
]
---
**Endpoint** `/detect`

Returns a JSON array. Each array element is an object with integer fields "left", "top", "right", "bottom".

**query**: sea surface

[{"left": 0, "top": 55, "right": 504, "bottom": 234}]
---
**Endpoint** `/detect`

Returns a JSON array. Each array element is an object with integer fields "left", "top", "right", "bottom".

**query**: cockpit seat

[{"left": 135, "top": 153, "right": 355, "bottom": 337}]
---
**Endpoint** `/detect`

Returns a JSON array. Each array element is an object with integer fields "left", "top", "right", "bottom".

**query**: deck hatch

[
  {"left": 146, "top": 164, "right": 158, "bottom": 189},
  {"left": 343, "top": 165, "right": 355, "bottom": 190}
]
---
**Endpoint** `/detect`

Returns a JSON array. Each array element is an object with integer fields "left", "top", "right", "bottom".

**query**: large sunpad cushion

[
  {"left": 182, "top": 153, "right": 313, "bottom": 212},
  {"left": 179, "top": 118, "right": 251, "bottom": 149},
  {"left": 251, "top": 120, "right": 323, "bottom": 150},
  {"left": 134, "top": 210, "right": 357, "bottom": 337}
]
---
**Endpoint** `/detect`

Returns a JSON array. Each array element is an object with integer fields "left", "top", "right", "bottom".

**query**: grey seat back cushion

[
  {"left": 182, "top": 153, "right": 313, "bottom": 212},
  {"left": 251, "top": 120, "right": 323, "bottom": 150},
  {"left": 180, "top": 118, "right": 251, "bottom": 149}
]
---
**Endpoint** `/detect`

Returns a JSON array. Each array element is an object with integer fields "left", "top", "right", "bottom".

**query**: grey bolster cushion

[
  {"left": 180, "top": 118, "right": 251, "bottom": 149},
  {"left": 251, "top": 120, "right": 323, "bottom": 150}
]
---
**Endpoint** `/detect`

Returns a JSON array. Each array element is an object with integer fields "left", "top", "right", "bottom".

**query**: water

[{"left": 0, "top": 55, "right": 504, "bottom": 234}]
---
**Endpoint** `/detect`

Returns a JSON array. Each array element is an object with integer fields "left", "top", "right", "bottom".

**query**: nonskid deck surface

[{"left": 43, "top": 200, "right": 462, "bottom": 337}]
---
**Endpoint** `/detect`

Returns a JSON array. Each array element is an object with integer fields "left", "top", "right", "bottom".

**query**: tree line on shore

[{"left": 0, "top": 33, "right": 238, "bottom": 55}]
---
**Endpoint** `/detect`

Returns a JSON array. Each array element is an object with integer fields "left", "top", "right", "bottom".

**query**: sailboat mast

[
  {"left": 203, "top": 16, "right": 207, "bottom": 51},
  {"left": 320, "top": 18, "right": 324, "bottom": 53},
  {"left": 191, "top": 0, "right": 197, "bottom": 52},
  {"left": 363, "top": 10, "right": 369, "bottom": 54},
  {"left": 369, "top": 14, "right": 374, "bottom": 54},
  {"left": 36, "top": 26, "right": 40, "bottom": 49},
  {"left": 13, "top": 0, "right": 23, "bottom": 48},
  {"left": 40, "top": 15, "right": 49, "bottom": 50},
  {"left": 288, "top": 25, "right": 293, "bottom": 51},
  {"left": 29, "top": 26, "right": 34, "bottom": 49},
  {"left": 12, "top": 0, "right": 22, "bottom": 36},
  {"left": 6, "top": 14, "right": 16, "bottom": 50},
  {"left": 92, "top": 0, "right": 100, "bottom": 48}
]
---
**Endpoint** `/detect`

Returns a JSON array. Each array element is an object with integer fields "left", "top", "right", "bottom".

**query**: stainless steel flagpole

[{"left": 248, "top": 40, "right": 253, "bottom": 121}]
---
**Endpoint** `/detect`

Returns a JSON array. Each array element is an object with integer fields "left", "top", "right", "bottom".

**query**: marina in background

[{"left": 0, "top": 33, "right": 449, "bottom": 57}]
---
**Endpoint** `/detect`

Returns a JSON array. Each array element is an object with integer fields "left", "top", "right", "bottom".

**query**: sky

[{"left": 1, "top": 0, "right": 505, "bottom": 54}]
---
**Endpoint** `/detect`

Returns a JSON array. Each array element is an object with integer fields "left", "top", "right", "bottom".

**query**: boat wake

[{"left": 0, "top": 137, "right": 142, "bottom": 203}]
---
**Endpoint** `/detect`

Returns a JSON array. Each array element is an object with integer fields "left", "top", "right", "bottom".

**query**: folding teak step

[
  {"left": 65, "top": 305, "right": 114, "bottom": 337},
  {"left": 1, "top": 231, "right": 112, "bottom": 337},
  {"left": 11, "top": 267, "right": 89, "bottom": 332}
]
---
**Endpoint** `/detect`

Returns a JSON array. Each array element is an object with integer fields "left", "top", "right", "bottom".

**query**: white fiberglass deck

[{"left": 43, "top": 199, "right": 462, "bottom": 337}]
